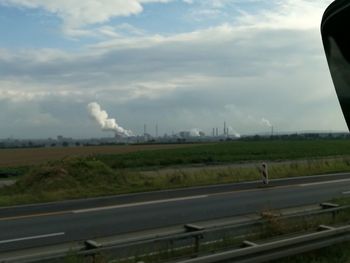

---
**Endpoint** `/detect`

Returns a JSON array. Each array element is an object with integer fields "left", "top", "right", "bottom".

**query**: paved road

[
  {"left": 1, "top": 172, "right": 350, "bottom": 218},
  {"left": 1, "top": 173, "right": 350, "bottom": 254}
]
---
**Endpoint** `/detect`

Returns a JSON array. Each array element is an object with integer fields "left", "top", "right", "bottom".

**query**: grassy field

[
  {"left": 0, "top": 143, "right": 201, "bottom": 167},
  {"left": 3, "top": 139, "right": 350, "bottom": 169},
  {"left": 95, "top": 139, "right": 350, "bottom": 169},
  {"left": 2, "top": 139, "right": 350, "bottom": 206}
]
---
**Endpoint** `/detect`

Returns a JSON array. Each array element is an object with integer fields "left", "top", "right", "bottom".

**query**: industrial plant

[{"left": 1, "top": 102, "right": 348, "bottom": 148}]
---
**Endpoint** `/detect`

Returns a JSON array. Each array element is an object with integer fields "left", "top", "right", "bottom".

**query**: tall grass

[
  {"left": 2, "top": 156, "right": 350, "bottom": 206},
  {"left": 145, "top": 157, "right": 350, "bottom": 188}
]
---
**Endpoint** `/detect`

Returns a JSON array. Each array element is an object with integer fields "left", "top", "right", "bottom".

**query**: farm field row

[
  {"left": 0, "top": 143, "right": 201, "bottom": 167},
  {"left": 3, "top": 139, "right": 350, "bottom": 169}
]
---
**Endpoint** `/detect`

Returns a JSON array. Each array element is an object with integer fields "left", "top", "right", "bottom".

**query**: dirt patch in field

[{"left": 0, "top": 144, "right": 201, "bottom": 167}]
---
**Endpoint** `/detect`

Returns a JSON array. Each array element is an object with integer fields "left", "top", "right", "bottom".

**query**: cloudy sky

[{"left": 0, "top": 0, "right": 345, "bottom": 138}]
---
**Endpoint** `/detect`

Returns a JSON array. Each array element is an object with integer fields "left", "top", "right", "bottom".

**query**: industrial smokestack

[
  {"left": 87, "top": 102, "right": 133, "bottom": 137},
  {"left": 224, "top": 121, "right": 226, "bottom": 136}
]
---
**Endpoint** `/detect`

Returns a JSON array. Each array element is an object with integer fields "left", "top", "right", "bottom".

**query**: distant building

[
  {"left": 199, "top": 131, "right": 206, "bottom": 137},
  {"left": 179, "top": 131, "right": 191, "bottom": 138}
]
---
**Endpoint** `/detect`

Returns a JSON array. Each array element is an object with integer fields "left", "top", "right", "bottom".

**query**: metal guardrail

[
  {"left": 174, "top": 225, "right": 350, "bottom": 263},
  {"left": 2, "top": 204, "right": 350, "bottom": 263},
  {"left": 12, "top": 224, "right": 350, "bottom": 263}
]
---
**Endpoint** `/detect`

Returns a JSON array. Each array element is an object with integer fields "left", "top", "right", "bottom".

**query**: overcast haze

[{"left": 0, "top": 0, "right": 346, "bottom": 138}]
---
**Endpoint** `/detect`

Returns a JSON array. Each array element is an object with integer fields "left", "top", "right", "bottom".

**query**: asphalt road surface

[{"left": 1, "top": 173, "right": 350, "bottom": 254}]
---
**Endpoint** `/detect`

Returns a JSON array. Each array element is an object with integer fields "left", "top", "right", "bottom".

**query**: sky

[{"left": 0, "top": 0, "right": 345, "bottom": 139}]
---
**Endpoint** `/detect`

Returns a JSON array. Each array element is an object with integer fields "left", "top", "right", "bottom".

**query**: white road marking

[
  {"left": 0, "top": 232, "right": 65, "bottom": 244},
  {"left": 73, "top": 195, "right": 208, "bottom": 214},
  {"left": 300, "top": 178, "right": 350, "bottom": 187}
]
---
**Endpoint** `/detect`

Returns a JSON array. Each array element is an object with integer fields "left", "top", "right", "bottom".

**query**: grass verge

[{"left": 1, "top": 156, "right": 350, "bottom": 206}]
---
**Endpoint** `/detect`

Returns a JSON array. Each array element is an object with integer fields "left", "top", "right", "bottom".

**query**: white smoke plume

[
  {"left": 261, "top": 118, "right": 272, "bottom": 127},
  {"left": 190, "top": 128, "right": 202, "bottom": 137},
  {"left": 87, "top": 102, "right": 133, "bottom": 137},
  {"left": 228, "top": 126, "right": 241, "bottom": 138}
]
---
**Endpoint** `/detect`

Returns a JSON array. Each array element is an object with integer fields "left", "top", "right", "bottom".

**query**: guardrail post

[
  {"left": 241, "top": 240, "right": 258, "bottom": 248},
  {"left": 184, "top": 224, "right": 204, "bottom": 257},
  {"left": 194, "top": 235, "right": 201, "bottom": 255},
  {"left": 84, "top": 240, "right": 102, "bottom": 263},
  {"left": 320, "top": 203, "right": 340, "bottom": 220},
  {"left": 318, "top": 225, "right": 335, "bottom": 231},
  {"left": 320, "top": 203, "right": 339, "bottom": 209}
]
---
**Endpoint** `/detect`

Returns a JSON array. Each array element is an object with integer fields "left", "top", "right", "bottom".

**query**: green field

[
  {"left": 95, "top": 139, "right": 350, "bottom": 169},
  {"left": 3, "top": 139, "right": 350, "bottom": 206}
]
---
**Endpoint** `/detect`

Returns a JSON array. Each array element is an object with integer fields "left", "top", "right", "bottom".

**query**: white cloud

[
  {"left": 0, "top": 0, "right": 173, "bottom": 34},
  {"left": 0, "top": 0, "right": 346, "bottom": 138},
  {"left": 236, "top": 0, "right": 333, "bottom": 30},
  {"left": 0, "top": 0, "right": 333, "bottom": 37}
]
